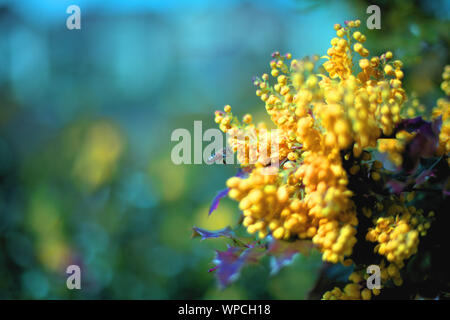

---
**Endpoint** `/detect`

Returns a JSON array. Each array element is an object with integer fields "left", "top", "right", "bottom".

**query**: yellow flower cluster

[
  {"left": 213, "top": 19, "right": 448, "bottom": 298},
  {"left": 294, "top": 152, "right": 357, "bottom": 263},
  {"left": 322, "top": 22, "right": 357, "bottom": 79},
  {"left": 320, "top": 28, "right": 408, "bottom": 165},
  {"left": 227, "top": 167, "right": 316, "bottom": 240},
  {"left": 365, "top": 196, "right": 432, "bottom": 265},
  {"left": 367, "top": 214, "right": 419, "bottom": 266},
  {"left": 323, "top": 192, "right": 435, "bottom": 300},
  {"left": 217, "top": 20, "right": 411, "bottom": 264}
]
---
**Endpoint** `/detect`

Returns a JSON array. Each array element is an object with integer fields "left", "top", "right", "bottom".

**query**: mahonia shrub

[{"left": 193, "top": 19, "right": 450, "bottom": 300}]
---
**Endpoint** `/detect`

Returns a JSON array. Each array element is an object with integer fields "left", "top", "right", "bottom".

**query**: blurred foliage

[{"left": 0, "top": 0, "right": 448, "bottom": 299}]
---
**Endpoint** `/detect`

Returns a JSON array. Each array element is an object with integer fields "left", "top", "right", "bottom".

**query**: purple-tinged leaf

[
  {"left": 192, "top": 226, "right": 233, "bottom": 241},
  {"left": 213, "top": 246, "right": 243, "bottom": 288},
  {"left": 206, "top": 236, "right": 315, "bottom": 288},
  {"left": 267, "top": 239, "right": 314, "bottom": 275},
  {"left": 212, "top": 245, "right": 266, "bottom": 288},
  {"left": 208, "top": 188, "right": 229, "bottom": 216}
]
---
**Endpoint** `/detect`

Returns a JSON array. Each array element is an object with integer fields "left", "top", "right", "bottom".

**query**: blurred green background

[{"left": 0, "top": 0, "right": 448, "bottom": 299}]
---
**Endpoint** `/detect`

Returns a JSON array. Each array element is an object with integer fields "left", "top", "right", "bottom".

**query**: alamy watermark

[
  {"left": 366, "top": 264, "right": 381, "bottom": 290},
  {"left": 66, "top": 264, "right": 81, "bottom": 290},
  {"left": 66, "top": 5, "right": 81, "bottom": 30},
  {"left": 366, "top": 5, "right": 381, "bottom": 30}
]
